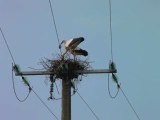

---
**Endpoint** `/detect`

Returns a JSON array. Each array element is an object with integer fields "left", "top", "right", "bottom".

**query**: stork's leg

[
  {"left": 74, "top": 55, "right": 76, "bottom": 61},
  {"left": 61, "top": 50, "right": 68, "bottom": 60},
  {"left": 66, "top": 53, "right": 69, "bottom": 59},
  {"left": 72, "top": 52, "right": 76, "bottom": 61}
]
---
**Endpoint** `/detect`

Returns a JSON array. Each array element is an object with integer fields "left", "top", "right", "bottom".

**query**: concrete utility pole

[
  {"left": 62, "top": 77, "right": 71, "bottom": 120},
  {"left": 15, "top": 67, "right": 116, "bottom": 120}
]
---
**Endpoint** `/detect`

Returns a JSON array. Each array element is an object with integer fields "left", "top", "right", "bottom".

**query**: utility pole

[
  {"left": 62, "top": 77, "right": 71, "bottom": 120},
  {"left": 15, "top": 66, "right": 116, "bottom": 120}
]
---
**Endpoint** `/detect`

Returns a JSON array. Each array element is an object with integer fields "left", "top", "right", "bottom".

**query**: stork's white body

[
  {"left": 60, "top": 37, "right": 88, "bottom": 59},
  {"left": 64, "top": 39, "right": 73, "bottom": 48},
  {"left": 64, "top": 37, "right": 84, "bottom": 50}
]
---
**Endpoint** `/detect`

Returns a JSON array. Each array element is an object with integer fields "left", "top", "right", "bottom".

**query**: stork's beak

[
  {"left": 59, "top": 40, "right": 64, "bottom": 49},
  {"left": 59, "top": 44, "right": 61, "bottom": 49}
]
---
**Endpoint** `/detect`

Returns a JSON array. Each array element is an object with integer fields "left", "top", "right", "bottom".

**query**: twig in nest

[{"left": 41, "top": 57, "right": 90, "bottom": 80}]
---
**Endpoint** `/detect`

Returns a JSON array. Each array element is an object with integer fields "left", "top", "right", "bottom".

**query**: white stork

[{"left": 59, "top": 37, "right": 88, "bottom": 59}]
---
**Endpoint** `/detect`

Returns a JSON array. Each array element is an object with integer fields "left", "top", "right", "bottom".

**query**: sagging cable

[
  {"left": 108, "top": 61, "right": 120, "bottom": 98},
  {"left": 12, "top": 64, "right": 31, "bottom": 102}
]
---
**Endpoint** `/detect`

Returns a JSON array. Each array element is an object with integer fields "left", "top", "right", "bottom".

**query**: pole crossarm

[{"left": 15, "top": 69, "right": 117, "bottom": 76}]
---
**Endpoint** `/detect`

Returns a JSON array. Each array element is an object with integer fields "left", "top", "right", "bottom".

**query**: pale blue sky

[{"left": 1, "top": 0, "right": 160, "bottom": 120}]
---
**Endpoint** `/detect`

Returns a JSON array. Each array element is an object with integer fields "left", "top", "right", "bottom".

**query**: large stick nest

[{"left": 41, "top": 57, "right": 90, "bottom": 80}]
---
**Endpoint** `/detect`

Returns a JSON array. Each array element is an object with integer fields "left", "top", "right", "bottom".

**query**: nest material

[{"left": 41, "top": 57, "right": 90, "bottom": 80}]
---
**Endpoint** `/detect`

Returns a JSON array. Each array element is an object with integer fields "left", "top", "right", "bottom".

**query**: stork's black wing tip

[
  {"left": 83, "top": 50, "right": 88, "bottom": 56},
  {"left": 79, "top": 37, "right": 84, "bottom": 41}
]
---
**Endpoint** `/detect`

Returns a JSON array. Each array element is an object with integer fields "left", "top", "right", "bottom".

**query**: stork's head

[{"left": 59, "top": 40, "right": 66, "bottom": 49}]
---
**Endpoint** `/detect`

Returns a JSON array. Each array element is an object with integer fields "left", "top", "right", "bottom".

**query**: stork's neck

[
  {"left": 62, "top": 40, "right": 66, "bottom": 44},
  {"left": 59, "top": 40, "right": 66, "bottom": 48}
]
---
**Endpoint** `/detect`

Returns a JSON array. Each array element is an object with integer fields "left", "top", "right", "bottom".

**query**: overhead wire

[
  {"left": 13, "top": 67, "right": 59, "bottom": 119},
  {"left": 76, "top": 91, "right": 100, "bottom": 120},
  {"left": 120, "top": 87, "right": 141, "bottom": 120},
  {"left": 48, "top": 0, "right": 62, "bottom": 54},
  {"left": 108, "top": 0, "right": 114, "bottom": 61},
  {"left": 108, "top": 75, "right": 141, "bottom": 120},
  {"left": 107, "top": 0, "right": 120, "bottom": 99},
  {"left": 1, "top": 4, "right": 61, "bottom": 119},
  {"left": 1, "top": 27, "right": 59, "bottom": 119},
  {"left": 108, "top": 74, "right": 141, "bottom": 120},
  {"left": 107, "top": 1, "right": 141, "bottom": 119},
  {"left": 12, "top": 65, "right": 31, "bottom": 102},
  {"left": 0, "top": 27, "right": 16, "bottom": 65},
  {"left": 32, "top": 89, "right": 60, "bottom": 120},
  {"left": 107, "top": 74, "right": 119, "bottom": 99},
  {"left": 1, "top": 27, "right": 31, "bottom": 102}
]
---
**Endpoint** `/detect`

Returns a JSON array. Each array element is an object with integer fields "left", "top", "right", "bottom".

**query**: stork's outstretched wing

[
  {"left": 60, "top": 37, "right": 87, "bottom": 58},
  {"left": 67, "top": 37, "right": 84, "bottom": 49},
  {"left": 71, "top": 48, "right": 88, "bottom": 56}
]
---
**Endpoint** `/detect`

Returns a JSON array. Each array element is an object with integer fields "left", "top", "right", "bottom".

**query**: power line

[
  {"left": 0, "top": 27, "right": 16, "bottom": 64},
  {"left": 107, "top": 1, "right": 141, "bottom": 119},
  {"left": 12, "top": 66, "right": 31, "bottom": 102},
  {"left": 32, "top": 89, "right": 60, "bottom": 120},
  {"left": 107, "top": 73, "right": 141, "bottom": 120},
  {"left": 108, "top": 0, "right": 114, "bottom": 61},
  {"left": 76, "top": 91, "right": 101, "bottom": 120},
  {"left": 107, "top": 77, "right": 141, "bottom": 120},
  {"left": 48, "top": 0, "right": 62, "bottom": 54},
  {"left": 0, "top": 28, "right": 57, "bottom": 118},
  {"left": 0, "top": 27, "right": 31, "bottom": 102},
  {"left": 13, "top": 65, "right": 59, "bottom": 119},
  {"left": 120, "top": 87, "right": 141, "bottom": 120},
  {"left": 106, "top": 65, "right": 141, "bottom": 120},
  {"left": 107, "top": 74, "right": 119, "bottom": 99}
]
